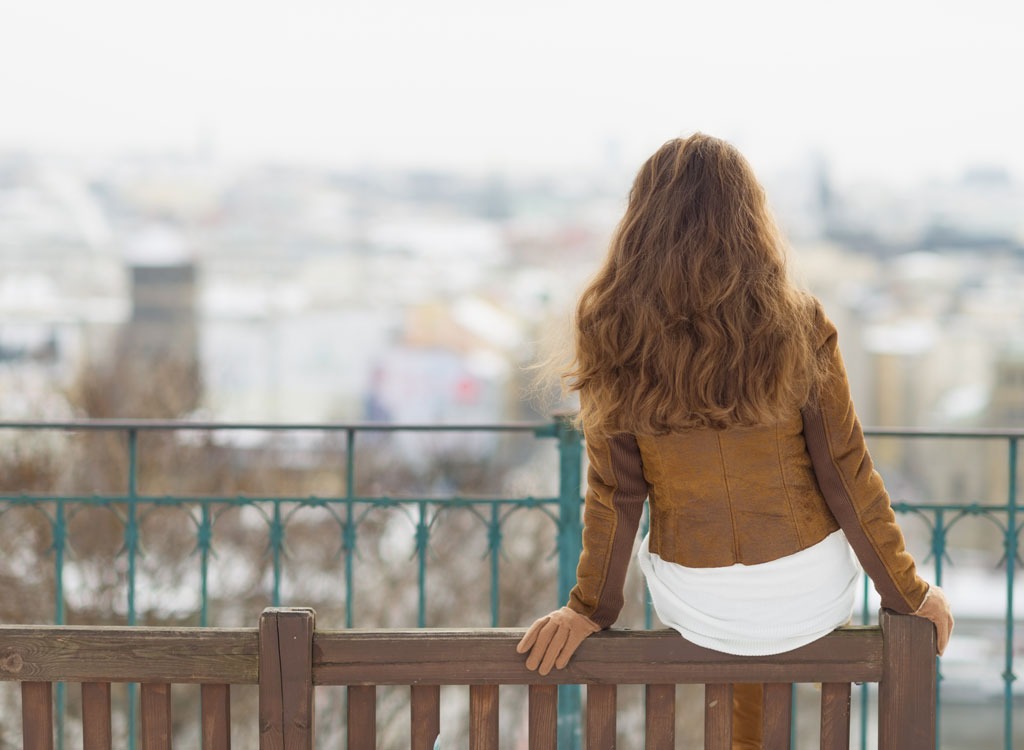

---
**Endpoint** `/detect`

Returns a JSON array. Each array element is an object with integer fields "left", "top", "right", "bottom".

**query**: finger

[
  {"left": 554, "top": 629, "right": 590, "bottom": 670},
  {"left": 931, "top": 613, "right": 950, "bottom": 655},
  {"left": 538, "top": 626, "right": 571, "bottom": 676},
  {"left": 525, "top": 620, "right": 560, "bottom": 672},
  {"left": 517, "top": 616, "right": 550, "bottom": 654},
  {"left": 523, "top": 619, "right": 557, "bottom": 667},
  {"left": 939, "top": 615, "right": 953, "bottom": 656}
]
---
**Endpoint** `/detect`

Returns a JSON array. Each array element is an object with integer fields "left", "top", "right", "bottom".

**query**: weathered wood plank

[
  {"left": 469, "top": 684, "right": 499, "bottom": 750},
  {"left": 0, "top": 626, "right": 258, "bottom": 683},
  {"left": 258, "top": 608, "right": 315, "bottom": 750},
  {"left": 411, "top": 684, "right": 440, "bottom": 750},
  {"left": 878, "top": 609, "right": 935, "bottom": 750},
  {"left": 313, "top": 628, "right": 883, "bottom": 685},
  {"left": 586, "top": 683, "right": 615, "bottom": 750},
  {"left": 279, "top": 611, "right": 315, "bottom": 749},
  {"left": 21, "top": 681, "right": 54, "bottom": 750},
  {"left": 762, "top": 683, "right": 792, "bottom": 749},
  {"left": 258, "top": 612, "right": 285, "bottom": 750},
  {"left": 820, "top": 682, "right": 851, "bottom": 750},
  {"left": 82, "top": 682, "right": 112, "bottom": 750},
  {"left": 140, "top": 683, "right": 172, "bottom": 750},
  {"left": 703, "top": 683, "right": 732, "bottom": 750},
  {"left": 527, "top": 684, "right": 556, "bottom": 750},
  {"left": 0, "top": 625, "right": 882, "bottom": 687},
  {"left": 644, "top": 684, "right": 674, "bottom": 750},
  {"left": 348, "top": 685, "right": 376, "bottom": 748},
  {"left": 201, "top": 684, "right": 231, "bottom": 750}
]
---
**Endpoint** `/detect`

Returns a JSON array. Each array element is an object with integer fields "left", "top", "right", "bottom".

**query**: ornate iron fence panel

[{"left": 0, "top": 420, "right": 1020, "bottom": 750}]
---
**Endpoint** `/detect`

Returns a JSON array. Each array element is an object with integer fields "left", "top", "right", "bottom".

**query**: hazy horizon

[{"left": 3, "top": 0, "right": 1022, "bottom": 187}]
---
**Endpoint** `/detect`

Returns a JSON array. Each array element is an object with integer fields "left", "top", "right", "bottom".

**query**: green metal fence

[
  {"left": 0, "top": 419, "right": 1020, "bottom": 749},
  {"left": 0, "top": 417, "right": 585, "bottom": 749}
]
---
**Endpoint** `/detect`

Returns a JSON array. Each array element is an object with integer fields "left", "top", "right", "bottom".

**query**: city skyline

[{"left": 1, "top": 0, "right": 1022, "bottom": 186}]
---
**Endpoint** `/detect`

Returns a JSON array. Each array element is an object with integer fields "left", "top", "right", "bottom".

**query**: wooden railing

[{"left": 0, "top": 608, "right": 936, "bottom": 749}]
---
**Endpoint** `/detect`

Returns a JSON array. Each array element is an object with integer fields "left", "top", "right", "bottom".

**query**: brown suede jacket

[{"left": 567, "top": 302, "right": 929, "bottom": 629}]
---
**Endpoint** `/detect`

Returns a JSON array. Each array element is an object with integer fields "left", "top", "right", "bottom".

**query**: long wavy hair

[{"left": 566, "top": 134, "right": 823, "bottom": 435}]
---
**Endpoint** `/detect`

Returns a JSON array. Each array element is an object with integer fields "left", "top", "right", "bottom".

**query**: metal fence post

[
  {"left": 1004, "top": 436, "right": 1018, "bottom": 750},
  {"left": 54, "top": 499, "right": 66, "bottom": 750},
  {"left": 126, "top": 428, "right": 139, "bottom": 750},
  {"left": 554, "top": 414, "right": 583, "bottom": 750},
  {"left": 198, "top": 504, "right": 212, "bottom": 627}
]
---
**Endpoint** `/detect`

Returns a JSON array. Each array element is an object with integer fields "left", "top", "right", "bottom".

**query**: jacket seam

[
  {"left": 716, "top": 433, "right": 740, "bottom": 560},
  {"left": 776, "top": 422, "right": 804, "bottom": 547}
]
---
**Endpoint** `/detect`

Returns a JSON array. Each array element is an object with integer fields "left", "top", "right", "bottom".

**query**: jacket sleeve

[
  {"left": 801, "top": 306, "right": 929, "bottom": 613},
  {"left": 566, "top": 429, "right": 650, "bottom": 628}
]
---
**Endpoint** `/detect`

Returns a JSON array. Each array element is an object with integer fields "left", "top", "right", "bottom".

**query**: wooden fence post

[
  {"left": 878, "top": 610, "right": 936, "bottom": 750},
  {"left": 21, "top": 682, "right": 53, "bottom": 750},
  {"left": 259, "top": 608, "right": 316, "bottom": 750}
]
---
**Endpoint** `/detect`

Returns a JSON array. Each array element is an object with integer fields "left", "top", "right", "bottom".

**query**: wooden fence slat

[
  {"left": 820, "top": 682, "right": 851, "bottom": 750},
  {"left": 878, "top": 609, "right": 935, "bottom": 750},
  {"left": 644, "top": 684, "right": 674, "bottom": 750},
  {"left": 762, "top": 683, "right": 792, "bottom": 749},
  {"left": 528, "top": 684, "right": 557, "bottom": 750},
  {"left": 586, "top": 683, "right": 615, "bottom": 750},
  {"left": 0, "top": 627, "right": 258, "bottom": 684},
  {"left": 469, "top": 684, "right": 499, "bottom": 750},
  {"left": 411, "top": 684, "right": 440, "bottom": 750},
  {"left": 258, "top": 612, "right": 284, "bottom": 750},
  {"left": 348, "top": 685, "right": 376, "bottom": 748},
  {"left": 258, "top": 608, "right": 315, "bottom": 750},
  {"left": 703, "top": 683, "right": 732, "bottom": 750},
  {"left": 21, "top": 682, "right": 54, "bottom": 750},
  {"left": 82, "top": 682, "right": 112, "bottom": 750},
  {"left": 201, "top": 684, "right": 231, "bottom": 750},
  {"left": 140, "top": 683, "right": 172, "bottom": 750},
  {"left": 313, "top": 627, "right": 883, "bottom": 685}
]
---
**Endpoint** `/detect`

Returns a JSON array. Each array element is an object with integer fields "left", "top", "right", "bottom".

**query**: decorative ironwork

[{"left": 0, "top": 420, "right": 1020, "bottom": 750}]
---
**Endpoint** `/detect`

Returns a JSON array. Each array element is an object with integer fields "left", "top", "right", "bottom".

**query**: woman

[{"left": 516, "top": 134, "right": 953, "bottom": 748}]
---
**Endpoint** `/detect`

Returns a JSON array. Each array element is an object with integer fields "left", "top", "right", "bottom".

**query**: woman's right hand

[
  {"left": 913, "top": 584, "right": 953, "bottom": 655},
  {"left": 516, "top": 607, "right": 601, "bottom": 675}
]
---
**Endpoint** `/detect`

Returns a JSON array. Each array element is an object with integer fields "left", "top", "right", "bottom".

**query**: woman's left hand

[
  {"left": 516, "top": 607, "right": 601, "bottom": 675},
  {"left": 913, "top": 584, "right": 954, "bottom": 655}
]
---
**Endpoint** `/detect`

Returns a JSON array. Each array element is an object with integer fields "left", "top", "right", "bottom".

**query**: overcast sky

[{"left": 1, "top": 0, "right": 1020, "bottom": 185}]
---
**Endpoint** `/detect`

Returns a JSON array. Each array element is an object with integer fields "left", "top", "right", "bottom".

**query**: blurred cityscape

[{"left": 1, "top": 147, "right": 1022, "bottom": 429}]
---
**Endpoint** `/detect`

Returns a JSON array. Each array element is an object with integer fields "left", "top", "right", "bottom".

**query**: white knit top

[{"left": 636, "top": 529, "right": 861, "bottom": 655}]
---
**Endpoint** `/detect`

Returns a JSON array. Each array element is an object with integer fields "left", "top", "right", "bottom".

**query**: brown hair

[{"left": 566, "top": 134, "right": 822, "bottom": 435}]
